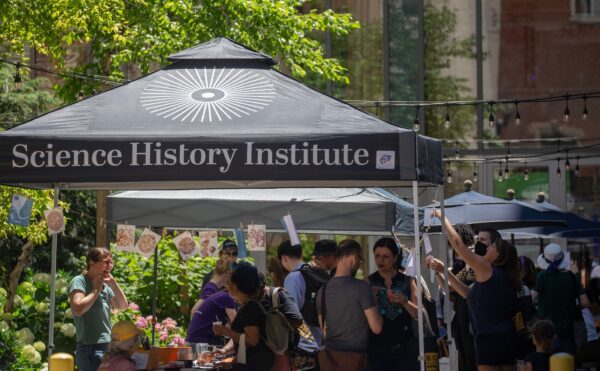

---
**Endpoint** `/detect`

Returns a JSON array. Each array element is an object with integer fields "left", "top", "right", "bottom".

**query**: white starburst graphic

[{"left": 140, "top": 67, "right": 276, "bottom": 123}]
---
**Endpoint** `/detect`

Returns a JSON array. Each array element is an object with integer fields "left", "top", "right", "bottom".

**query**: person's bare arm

[
  {"left": 364, "top": 307, "right": 383, "bottom": 334},
  {"left": 70, "top": 275, "right": 104, "bottom": 317},
  {"left": 225, "top": 308, "right": 237, "bottom": 323},
  {"left": 432, "top": 210, "right": 492, "bottom": 282},
  {"left": 427, "top": 256, "right": 469, "bottom": 298},
  {"left": 106, "top": 274, "right": 128, "bottom": 310}
]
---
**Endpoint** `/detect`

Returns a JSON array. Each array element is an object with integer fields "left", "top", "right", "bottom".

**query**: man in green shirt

[
  {"left": 532, "top": 244, "right": 590, "bottom": 355},
  {"left": 68, "top": 247, "right": 128, "bottom": 371}
]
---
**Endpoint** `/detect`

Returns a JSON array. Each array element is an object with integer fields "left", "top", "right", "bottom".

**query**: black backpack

[{"left": 297, "top": 264, "right": 330, "bottom": 327}]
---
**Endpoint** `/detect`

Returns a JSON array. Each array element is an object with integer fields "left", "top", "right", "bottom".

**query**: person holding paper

[
  {"left": 367, "top": 237, "right": 420, "bottom": 371},
  {"left": 68, "top": 247, "right": 128, "bottom": 371},
  {"left": 427, "top": 210, "right": 520, "bottom": 371}
]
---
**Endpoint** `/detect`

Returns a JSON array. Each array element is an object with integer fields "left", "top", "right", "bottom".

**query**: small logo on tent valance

[
  {"left": 376, "top": 151, "right": 395, "bottom": 170},
  {"left": 140, "top": 67, "right": 275, "bottom": 123}
]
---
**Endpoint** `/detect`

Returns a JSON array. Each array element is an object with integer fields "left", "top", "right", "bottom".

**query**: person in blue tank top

[{"left": 427, "top": 210, "right": 521, "bottom": 371}]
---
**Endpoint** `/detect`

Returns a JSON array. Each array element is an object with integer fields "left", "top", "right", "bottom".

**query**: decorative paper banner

[
  {"left": 8, "top": 194, "right": 33, "bottom": 227},
  {"left": 423, "top": 233, "right": 433, "bottom": 254},
  {"left": 247, "top": 224, "right": 266, "bottom": 251},
  {"left": 234, "top": 228, "right": 247, "bottom": 258},
  {"left": 135, "top": 228, "right": 161, "bottom": 258},
  {"left": 173, "top": 231, "right": 199, "bottom": 260},
  {"left": 115, "top": 224, "right": 136, "bottom": 251},
  {"left": 281, "top": 214, "right": 300, "bottom": 246},
  {"left": 199, "top": 231, "right": 219, "bottom": 257},
  {"left": 404, "top": 249, "right": 416, "bottom": 277},
  {"left": 424, "top": 208, "right": 433, "bottom": 226},
  {"left": 44, "top": 207, "right": 65, "bottom": 235}
]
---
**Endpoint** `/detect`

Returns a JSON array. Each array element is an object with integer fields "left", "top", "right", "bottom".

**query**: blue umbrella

[
  {"left": 505, "top": 200, "right": 600, "bottom": 239},
  {"left": 425, "top": 190, "right": 566, "bottom": 232}
]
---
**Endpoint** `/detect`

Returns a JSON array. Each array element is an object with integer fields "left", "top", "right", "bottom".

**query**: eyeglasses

[{"left": 102, "top": 259, "right": 113, "bottom": 266}]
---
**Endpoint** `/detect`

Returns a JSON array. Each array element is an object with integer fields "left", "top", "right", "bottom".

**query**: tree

[{"left": 1, "top": 0, "right": 359, "bottom": 101}]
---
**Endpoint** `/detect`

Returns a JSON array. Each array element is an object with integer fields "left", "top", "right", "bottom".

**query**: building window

[{"left": 571, "top": 0, "right": 600, "bottom": 22}]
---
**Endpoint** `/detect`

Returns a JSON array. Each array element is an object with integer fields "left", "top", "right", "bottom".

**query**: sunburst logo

[{"left": 140, "top": 67, "right": 275, "bottom": 123}]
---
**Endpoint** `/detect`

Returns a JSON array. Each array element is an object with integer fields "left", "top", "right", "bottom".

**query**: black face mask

[{"left": 474, "top": 241, "right": 488, "bottom": 256}]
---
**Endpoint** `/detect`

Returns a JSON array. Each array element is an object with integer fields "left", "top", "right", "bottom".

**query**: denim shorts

[{"left": 76, "top": 342, "right": 108, "bottom": 371}]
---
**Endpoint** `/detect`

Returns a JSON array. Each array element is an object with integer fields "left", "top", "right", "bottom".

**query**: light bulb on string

[
  {"left": 77, "top": 90, "right": 84, "bottom": 101},
  {"left": 473, "top": 166, "right": 479, "bottom": 183},
  {"left": 575, "top": 155, "right": 580, "bottom": 176},
  {"left": 524, "top": 164, "right": 529, "bottom": 181},
  {"left": 13, "top": 63, "right": 22, "bottom": 89},
  {"left": 565, "top": 150, "right": 571, "bottom": 172},
  {"left": 413, "top": 106, "right": 420, "bottom": 132},
  {"left": 563, "top": 95, "right": 570, "bottom": 122},
  {"left": 514, "top": 101, "right": 521, "bottom": 125},
  {"left": 582, "top": 96, "right": 588, "bottom": 120},
  {"left": 444, "top": 104, "right": 451, "bottom": 128},
  {"left": 556, "top": 158, "right": 561, "bottom": 177},
  {"left": 498, "top": 164, "right": 503, "bottom": 182},
  {"left": 447, "top": 169, "right": 453, "bottom": 184},
  {"left": 488, "top": 102, "right": 496, "bottom": 128},
  {"left": 455, "top": 148, "right": 460, "bottom": 160}
]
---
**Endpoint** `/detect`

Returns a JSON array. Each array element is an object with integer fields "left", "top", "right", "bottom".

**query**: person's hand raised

[{"left": 425, "top": 255, "right": 445, "bottom": 273}]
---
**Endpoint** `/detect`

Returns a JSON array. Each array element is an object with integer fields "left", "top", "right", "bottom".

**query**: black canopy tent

[{"left": 0, "top": 38, "right": 444, "bottom": 370}]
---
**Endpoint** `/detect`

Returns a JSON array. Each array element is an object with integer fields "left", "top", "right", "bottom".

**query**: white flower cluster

[
  {"left": 33, "top": 273, "right": 51, "bottom": 283},
  {"left": 16, "top": 327, "right": 34, "bottom": 345},
  {"left": 21, "top": 344, "right": 42, "bottom": 364},
  {"left": 60, "top": 323, "right": 76, "bottom": 338},
  {"left": 35, "top": 302, "right": 50, "bottom": 314}
]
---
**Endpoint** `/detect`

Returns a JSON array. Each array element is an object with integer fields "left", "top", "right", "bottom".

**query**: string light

[
  {"left": 13, "top": 62, "right": 22, "bottom": 88},
  {"left": 498, "top": 163, "right": 503, "bottom": 182},
  {"left": 556, "top": 157, "right": 561, "bottom": 177},
  {"left": 503, "top": 157, "right": 509, "bottom": 179},
  {"left": 488, "top": 102, "right": 496, "bottom": 128},
  {"left": 413, "top": 106, "right": 420, "bottom": 132},
  {"left": 447, "top": 163, "right": 453, "bottom": 184},
  {"left": 514, "top": 101, "right": 521, "bottom": 125},
  {"left": 563, "top": 95, "right": 570, "bottom": 122},
  {"left": 582, "top": 96, "right": 588, "bottom": 120},
  {"left": 77, "top": 90, "right": 84, "bottom": 101},
  {"left": 473, "top": 163, "right": 478, "bottom": 182},
  {"left": 444, "top": 104, "right": 451, "bottom": 128},
  {"left": 524, "top": 163, "right": 529, "bottom": 181},
  {"left": 455, "top": 147, "right": 460, "bottom": 160},
  {"left": 575, "top": 155, "right": 580, "bottom": 176},
  {"left": 565, "top": 150, "right": 571, "bottom": 172}
]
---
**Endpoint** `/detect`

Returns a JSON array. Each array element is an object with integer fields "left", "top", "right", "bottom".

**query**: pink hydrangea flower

[
  {"left": 128, "top": 302, "right": 140, "bottom": 311},
  {"left": 159, "top": 331, "right": 168, "bottom": 342},
  {"left": 172, "top": 335, "right": 185, "bottom": 346},
  {"left": 135, "top": 317, "right": 148, "bottom": 329}
]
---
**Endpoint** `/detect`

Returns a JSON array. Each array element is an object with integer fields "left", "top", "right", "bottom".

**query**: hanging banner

[
  {"left": 281, "top": 214, "right": 300, "bottom": 246},
  {"left": 234, "top": 228, "right": 247, "bottom": 258},
  {"left": 247, "top": 224, "right": 266, "bottom": 251},
  {"left": 8, "top": 194, "right": 33, "bottom": 227},
  {"left": 173, "top": 231, "right": 199, "bottom": 260},
  {"left": 423, "top": 233, "right": 433, "bottom": 254},
  {"left": 44, "top": 207, "right": 65, "bottom": 235},
  {"left": 115, "top": 224, "right": 136, "bottom": 251},
  {"left": 404, "top": 248, "right": 416, "bottom": 277},
  {"left": 135, "top": 228, "right": 161, "bottom": 258},
  {"left": 199, "top": 231, "right": 219, "bottom": 257}
]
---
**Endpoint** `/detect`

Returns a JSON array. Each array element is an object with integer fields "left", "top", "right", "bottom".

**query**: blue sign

[{"left": 8, "top": 194, "right": 33, "bottom": 227}]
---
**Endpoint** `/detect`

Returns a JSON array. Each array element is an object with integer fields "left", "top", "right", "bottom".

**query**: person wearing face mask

[
  {"left": 68, "top": 247, "right": 128, "bottom": 371},
  {"left": 367, "top": 237, "right": 420, "bottom": 371},
  {"left": 317, "top": 239, "right": 382, "bottom": 371},
  {"left": 433, "top": 224, "right": 480, "bottom": 371},
  {"left": 427, "top": 211, "right": 520, "bottom": 371}
]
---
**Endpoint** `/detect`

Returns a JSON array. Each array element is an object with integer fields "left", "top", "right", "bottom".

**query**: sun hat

[
  {"left": 111, "top": 320, "right": 145, "bottom": 342},
  {"left": 536, "top": 243, "right": 569, "bottom": 272}
]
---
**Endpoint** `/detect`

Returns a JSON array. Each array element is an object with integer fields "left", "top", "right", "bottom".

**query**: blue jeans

[{"left": 76, "top": 342, "right": 108, "bottom": 371}]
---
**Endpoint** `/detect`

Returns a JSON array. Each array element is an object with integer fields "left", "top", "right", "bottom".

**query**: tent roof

[
  {"left": 0, "top": 38, "right": 443, "bottom": 190},
  {"left": 107, "top": 188, "right": 406, "bottom": 234}
]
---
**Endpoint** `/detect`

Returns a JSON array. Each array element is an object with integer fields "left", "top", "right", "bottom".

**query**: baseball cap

[
  {"left": 312, "top": 239, "right": 337, "bottom": 257},
  {"left": 220, "top": 239, "right": 238, "bottom": 251},
  {"left": 111, "top": 320, "right": 145, "bottom": 342}
]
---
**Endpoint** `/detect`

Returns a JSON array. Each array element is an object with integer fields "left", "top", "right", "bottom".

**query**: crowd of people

[{"left": 68, "top": 228, "right": 600, "bottom": 371}]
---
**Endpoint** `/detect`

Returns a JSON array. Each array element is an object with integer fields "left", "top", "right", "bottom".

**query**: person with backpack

[
  {"left": 278, "top": 240, "right": 329, "bottom": 369},
  {"left": 317, "top": 239, "right": 383, "bottom": 371}
]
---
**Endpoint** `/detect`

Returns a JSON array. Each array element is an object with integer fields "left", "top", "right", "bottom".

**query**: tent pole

[
  {"left": 440, "top": 185, "right": 455, "bottom": 370},
  {"left": 412, "top": 181, "right": 425, "bottom": 371},
  {"left": 48, "top": 187, "right": 59, "bottom": 358},
  {"left": 152, "top": 236, "right": 159, "bottom": 346}
]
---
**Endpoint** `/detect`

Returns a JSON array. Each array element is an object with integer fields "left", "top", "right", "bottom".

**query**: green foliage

[
  {"left": 1, "top": 0, "right": 359, "bottom": 102},
  {"left": 110, "top": 236, "right": 218, "bottom": 327},
  {"left": 0, "top": 269, "right": 77, "bottom": 369}
]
